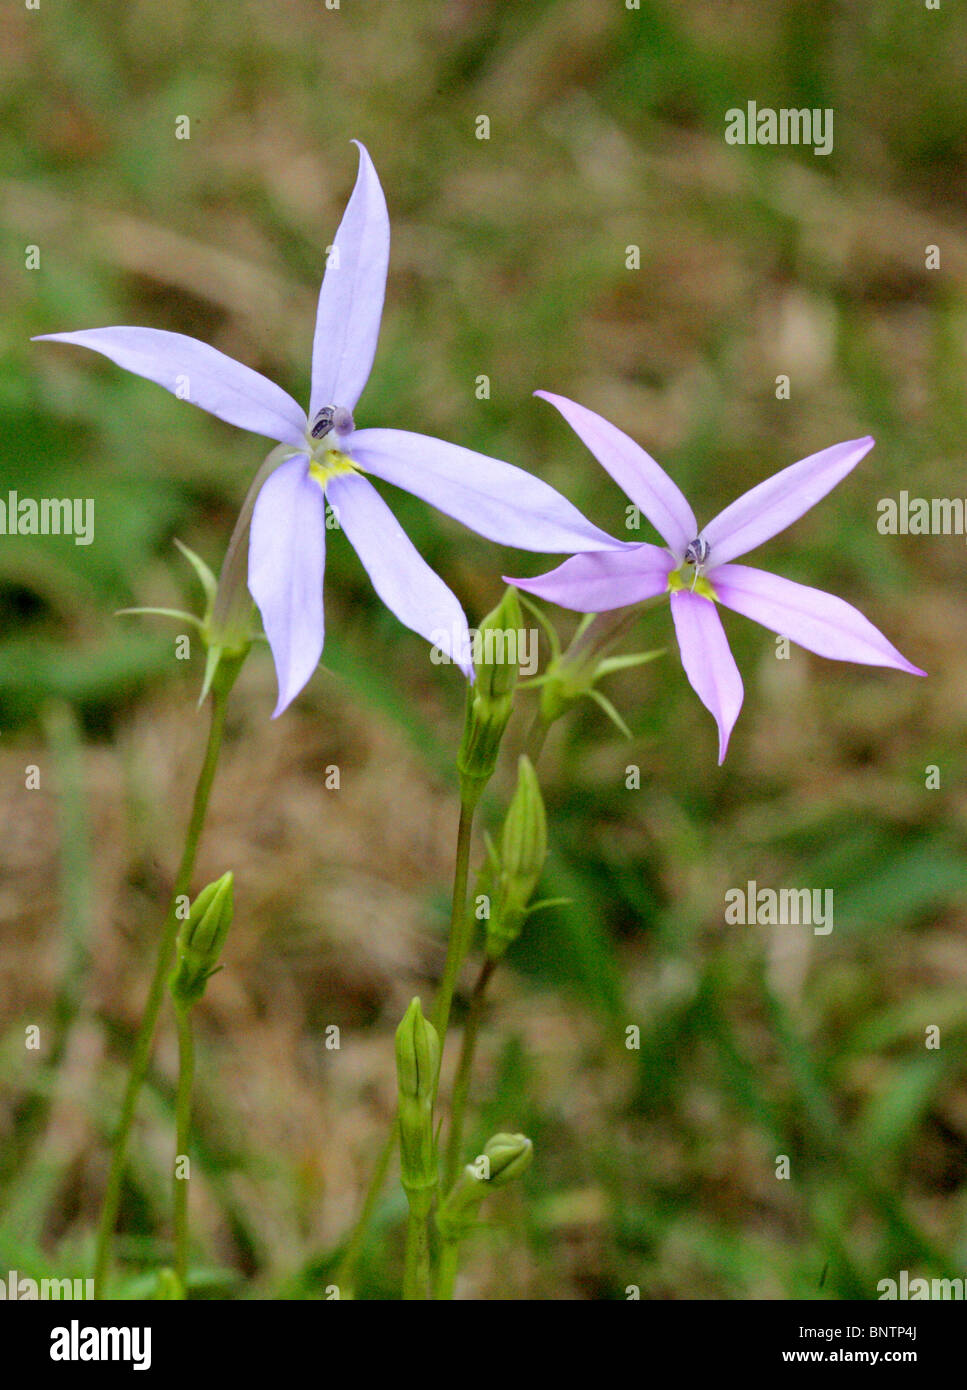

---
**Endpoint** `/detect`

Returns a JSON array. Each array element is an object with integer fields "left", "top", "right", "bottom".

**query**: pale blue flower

[{"left": 37, "top": 146, "right": 620, "bottom": 714}]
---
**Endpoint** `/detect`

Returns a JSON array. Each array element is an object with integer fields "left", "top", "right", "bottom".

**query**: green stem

[
  {"left": 173, "top": 1004, "right": 195, "bottom": 1288},
  {"left": 429, "top": 798, "right": 477, "bottom": 1074},
  {"left": 434, "top": 1241, "right": 460, "bottom": 1301},
  {"left": 335, "top": 794, "right": 476, "bottom": 1293},
  {"left": 437, "top": 709, "right": 562, "bottom": 1284},
  {"left": 402, "top": 1193, "right": 432, "bottom": 1300},
  {"left": 443, "top": 956, "right": 496, "bottom": 1190},
  {"left": 92, "top": 683, "right": 232, "bottom": 1298},
  {"left": 443, "top": 711, "right": 559, "bottom": 1196}
]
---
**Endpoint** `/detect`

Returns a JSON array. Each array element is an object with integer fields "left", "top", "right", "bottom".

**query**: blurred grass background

[{"left": 2, "top": 0, "right": 967, "bottom": 1299}]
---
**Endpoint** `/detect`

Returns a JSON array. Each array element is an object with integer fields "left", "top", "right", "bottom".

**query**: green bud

[
  {"left": 483, "top": 756, "right": 547, "bottom": 959},
  {"left": 395, "top": 995, "right": 440, "bottom": 1102},
  {"left": 436, "top": 1132, "right": 534, "bottom": 1242},
  {"left": 168, "top": 872, "right": 234, "bottom": 1009},
  {"left": 478, "top": 1131, "right": 535, "bottom": 1186},
  {"left": 395, "top": 998, "right": 440, "bottom": 1205},
  {"left": 499, "top": 757, "right": 546, "bottom": 910},
  {"left": 456, "top": 588, "right": 523, "bottom": 805}
]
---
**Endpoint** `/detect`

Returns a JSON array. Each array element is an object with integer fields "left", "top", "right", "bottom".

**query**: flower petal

[
  {"left": 326, "top": 472, "right": 473, "bottom": 677},
  {"left": 702, "top": 437, "right": 875, "bottom": 566},
  {"left": 670, "top": 589, "right": 744, "bottom": 764},
  {"left": 350, "top": 428, "right": 626, "bottom": 553},
  {"left": 310, "top": 141, "right": 390, "bottom": 416},
  {"left": 505, "top": 543, "right": 674, "bottom": 613},
  {"left": 712, "top": 563, "right": 926, "bottom": 675},
  {"left": 534, "top": 391, "right": 697, "bottom": 556},
  {"left": 35, "top": 327, "right": 307, "bottom": 445},
  {"left": 248, "top": 454, "right": 327, "bottom": 716}
]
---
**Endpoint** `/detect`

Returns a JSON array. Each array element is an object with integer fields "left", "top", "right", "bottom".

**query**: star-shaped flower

[
  {"left": 507, "top": 392, "right": 925, "bottom": 762},
  {"left": 36, "top": 144, "right": 620, "bottom": 715}
]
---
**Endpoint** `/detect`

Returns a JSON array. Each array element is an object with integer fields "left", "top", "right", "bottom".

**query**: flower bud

[
  {"left": 436, "top": 1132, "right": 534, "bottom": 1242},
  {"left": 482, "top": 757, "right": 547, "bottom": 959},
  {"left": 479, "top": 1131, "right": 535, "bottom": 1186},
  {"left": 168, "top": 872, "right": 234, "bottom": 1009},
  {"left": 395, "top": 998, "right": 440, "bottom": 1204},
  {"left": 499, "top": 757, "right": 546, "bottom": 910},
  {"left": 395, "top": 995, "right": 440, "bottom": 1102},
  {"left": 456, "top": 588, "right": 523, "bottom": 805}
]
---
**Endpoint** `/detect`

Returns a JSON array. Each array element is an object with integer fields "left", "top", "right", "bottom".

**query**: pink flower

[{"left": 507, "top": 393, "right": 925, "bottom": 762}]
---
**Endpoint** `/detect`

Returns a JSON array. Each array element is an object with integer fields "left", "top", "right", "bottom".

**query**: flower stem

[
  {"left": 434, "top": 1240, "right": 460, "bottom": 1300},
  {"left": 92, "top": 682, "right": 232, "bottom": 1298},
  {"left": 402, "top": 1192, "right": 433, "bottom": 1300},
  {"left": 443, "top": 713, "right": 559, "bottom": 1192},
  {"left": 335, "top": 795, "right": 476, "bottom": 1294},
  {"left": 429, "top": 797, "right": 477, "bottom": 1073},
  {"left": 436, "top": 711, "right": 561, "bottom": 1281},
  {"left": 172, "top": 1003, "right": 195, "bottom": 1288},
  {"left": 442, "top": 956, "right": 496, "bottom": 1190}
]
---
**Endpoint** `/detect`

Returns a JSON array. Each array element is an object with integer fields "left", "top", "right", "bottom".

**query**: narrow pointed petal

[
  {"left": 310, "top": 142, "right": 390, "bottom": 416},
  {"left": 670, "top": 590, "right": 744, "bottom": 764},
  {"left": 712, "top": 563, "right": 926, "bottom": 675},
  {"left": 534, "top": 391, "right": 697, "bottom": 556},
  {"left": 326, "top": 472, "right": 473, "bottom": 676},
  {"left": 35, "top": 327, "right": 307, "bottom": 445},
  {"left": 505, "top": 543, "right": 674, "bottom": 613},
  {"left": 702, "top": 437, "right": 875, "bottom": 566},
  {"left": 248, "top": 455, "right": 327, "bottom": 716},
  {"left": 350, "top": 428, "right": 626, "bottom": 554}
]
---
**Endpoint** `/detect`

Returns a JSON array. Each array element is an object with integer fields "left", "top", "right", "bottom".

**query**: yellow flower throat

[{"left": 308, "top": 448, "right": 359, "bottom": 490}]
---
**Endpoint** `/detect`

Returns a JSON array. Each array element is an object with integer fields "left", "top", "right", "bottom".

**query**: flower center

[
  {"left": 683, "top": 536, "right": 710, "bottom": 570},
  {"left": 310, "top": 404, "right": 355, "bottom": 441},
  {"left": 308, "top": 447, "right": 358, "bottom": 490},
  {"left": 668, "top": 539, "right": 717, "bottom": 600},
  {"left": 306, "top": 405, "right": 359, "bottom": 484}
]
